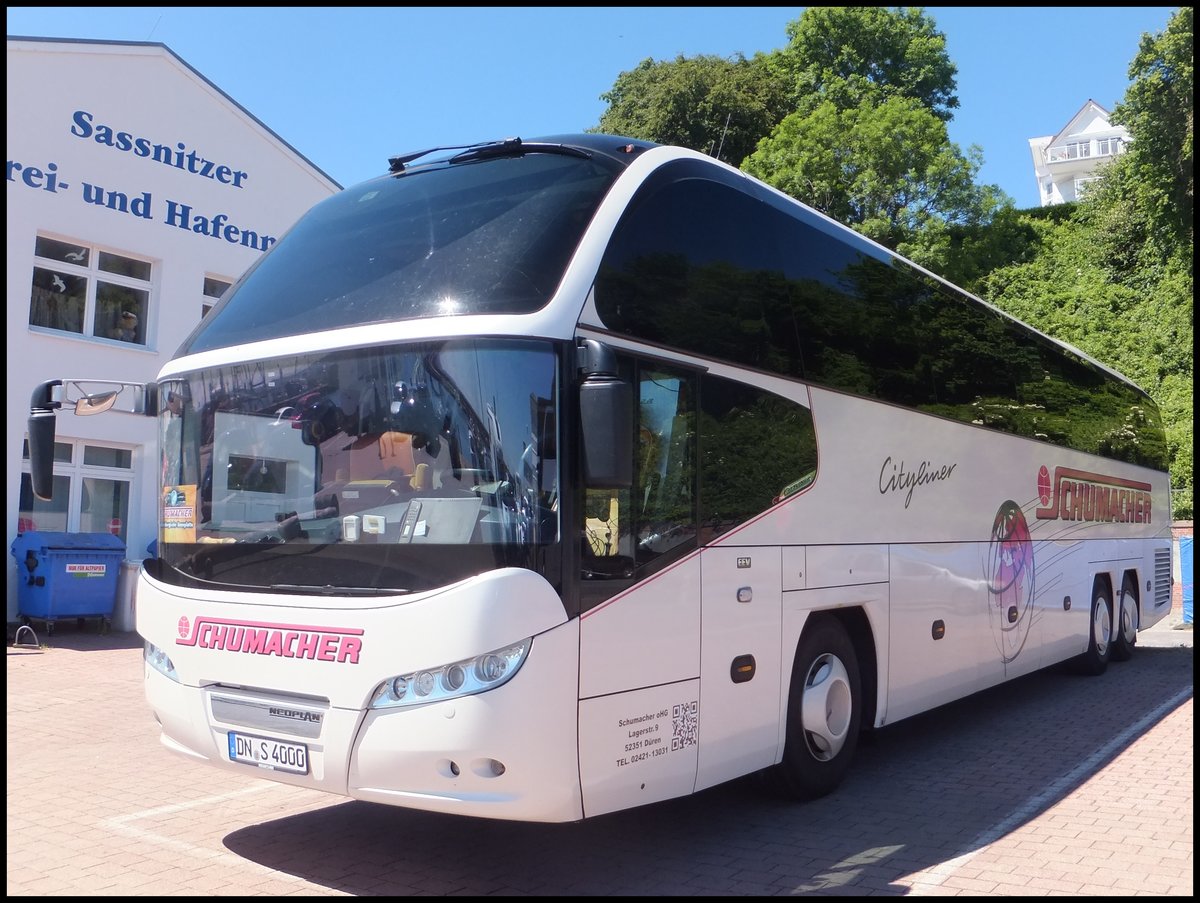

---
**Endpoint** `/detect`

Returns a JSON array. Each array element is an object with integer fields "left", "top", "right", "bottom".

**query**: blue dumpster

[{"left": 11, "top": 531, "right": 126, "bottom": 632}]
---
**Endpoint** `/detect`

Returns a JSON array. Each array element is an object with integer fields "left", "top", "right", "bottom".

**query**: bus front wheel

[
  {"left": 1110, "top": 574, "right": 1139, "bottom": 662},
  {"left": 772, "top": 614, "right": 862, "bottom": 800}
]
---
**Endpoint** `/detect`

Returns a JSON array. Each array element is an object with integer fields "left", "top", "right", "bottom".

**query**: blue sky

[{"left": 7, "top": 7, "right": 1178, "bottom": 209}]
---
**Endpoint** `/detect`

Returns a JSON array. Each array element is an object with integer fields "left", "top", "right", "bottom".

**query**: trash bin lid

[{"left": 11, "top": 531, "right": 127, "bottom": 555}]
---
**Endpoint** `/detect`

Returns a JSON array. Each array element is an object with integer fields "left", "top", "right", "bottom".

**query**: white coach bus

[{"left": 28, "top": 134, "right": 1174, "bottom": 822}]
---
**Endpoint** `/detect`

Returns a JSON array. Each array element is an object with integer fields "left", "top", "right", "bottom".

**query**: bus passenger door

[{"left": 695, "top": 546, "right": 782, "bottom": 791}]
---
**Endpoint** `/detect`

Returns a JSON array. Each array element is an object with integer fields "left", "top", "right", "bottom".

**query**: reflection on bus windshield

[{"left": 160, "top": 339, "right": 558, "bottom": 554}]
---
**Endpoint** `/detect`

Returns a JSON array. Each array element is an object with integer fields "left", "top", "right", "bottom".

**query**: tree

[
  {"left": 591, "top": 9, "right": 1005, "bottom": 258},
  {"left": 980, "top": 9, "right": 1194, "bottom": 518},
  {"left": 590, "top": 53, "right": 788, "bottom": 168},
  {"left": 742, "top": 94, "right": 1002, "bottom": 252},
  {"left": 742, "top": 7, "right": 1007, "bottom": 255},
  {"left": 771, "top": 5, "right": 960, "bottom": 120},
  {"left": 1106, "top": 5, "right": 1193, "bottom": 264}
]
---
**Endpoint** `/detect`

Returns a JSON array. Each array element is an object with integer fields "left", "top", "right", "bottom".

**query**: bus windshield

[
  {"left": 156, "top": 338, "right": 560, "bottom": 596},
  {"left": 180, "top": 151, "right": 623, "bottom": 354}
]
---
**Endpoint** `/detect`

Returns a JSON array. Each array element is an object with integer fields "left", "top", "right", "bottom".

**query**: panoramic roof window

[{"left": 184, "top": 152, "right": 622, "bottom": 354}]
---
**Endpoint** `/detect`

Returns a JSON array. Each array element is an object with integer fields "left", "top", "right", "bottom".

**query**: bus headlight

[
  {"left": 144, "top": 641, "right": 179, "bottom": 682},
  {"left": 369, "top": 638, "right": 531, "bottom": 709}
]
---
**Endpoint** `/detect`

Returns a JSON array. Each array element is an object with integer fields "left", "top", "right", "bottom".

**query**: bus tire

[
  {"left": 1110, "top": 574, "right": 1139, "bottom": 662},
  {"left": 772, "top": 614, "right": 862, "bottom": 800},
  {"left": 1075, "top": 579, "right": 1113, "bottom": 676}
]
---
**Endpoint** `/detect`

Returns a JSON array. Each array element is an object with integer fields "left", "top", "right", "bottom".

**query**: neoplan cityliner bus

[{"left": 27, "top": 134, "right": 1174, "bottom": 823}]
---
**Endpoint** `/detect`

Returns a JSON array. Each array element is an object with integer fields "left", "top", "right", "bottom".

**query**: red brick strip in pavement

[{"left": 896, "top": 695, "right": 1193, "bottom": 895}]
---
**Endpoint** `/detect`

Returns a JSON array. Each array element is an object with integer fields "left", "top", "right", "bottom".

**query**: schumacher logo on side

[{"left": 1034, "top": 465, "right": 1153, "bottom": 524}]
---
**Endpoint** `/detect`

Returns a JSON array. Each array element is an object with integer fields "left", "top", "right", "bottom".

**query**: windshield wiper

[
  {"left": 388, "top": 137, "right": 591, "bottom": 173},
  {"left": 271, "top": 584, "right": 410, "bottom": 596},
  {"left": 448, "top": 137, "right": 591, "bottom": 165},
  {"left": 388, "top": 143, "right": 476, "bottom": 173}
]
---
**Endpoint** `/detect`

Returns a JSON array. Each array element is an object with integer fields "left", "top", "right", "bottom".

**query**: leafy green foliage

[
  {"left": 1105, "top": 6, "right": 1193, "bottom": 264},
  {"left": 983, "top": 8, "right": 1192, "bottom": 518},
  {"left": 743, "top": 94, "right": 1002, "bottom": 251},
  {"left": 590, "top": 53, "right": 788, "bottom": 167},
  {"left": 771, "top": 6, "right": 960, "bottom": 120}
]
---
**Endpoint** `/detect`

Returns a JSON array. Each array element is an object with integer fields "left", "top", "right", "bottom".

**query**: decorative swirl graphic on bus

[{"left": 984, "top": 500, "right": 1035, "bottom": 664}]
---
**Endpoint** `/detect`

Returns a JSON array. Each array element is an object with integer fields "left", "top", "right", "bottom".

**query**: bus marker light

[{"left": 730, "top": 654, "right": 755, "bottom": 683}]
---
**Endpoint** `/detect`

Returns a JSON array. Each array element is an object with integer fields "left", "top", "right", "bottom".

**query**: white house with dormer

[{"left": 1028, "top": 99, "right": 1130, "bottom": 206}]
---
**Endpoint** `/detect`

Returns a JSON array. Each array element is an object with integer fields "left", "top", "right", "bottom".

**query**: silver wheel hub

[
  {"left": 801, "top": 652, "right": 852, "bottom": 762},
  {"left": 1093, "top": 598, "right": 1112, "bottom": 656},
  {"left": 1120, "top": 590, "right": 1138, "bottom": 645}
]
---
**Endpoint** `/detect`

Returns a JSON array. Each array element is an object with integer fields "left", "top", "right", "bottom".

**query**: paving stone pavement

[{"left": 7, "top": 609, "right": 1192, "bottom": 896}]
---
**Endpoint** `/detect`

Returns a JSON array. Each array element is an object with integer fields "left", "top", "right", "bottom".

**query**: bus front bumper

[{"left": 144, "top": 621, "right": 584, "bottom": 823}]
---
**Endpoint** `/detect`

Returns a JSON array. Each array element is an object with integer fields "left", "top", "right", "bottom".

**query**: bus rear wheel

[
  {"left": 1075, "top": 580, "right": 1113, "bottom": 676},
  {"left": 771, "top": 613, "right": 862, "bottom": 800},
  {"left": 1110, "top": 574, "right": 1139, "bottom": 662}
]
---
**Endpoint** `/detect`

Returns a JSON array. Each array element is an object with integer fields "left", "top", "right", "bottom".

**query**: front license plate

[{"left": 228, "top": 731, "right": 309, "bottom": 775}]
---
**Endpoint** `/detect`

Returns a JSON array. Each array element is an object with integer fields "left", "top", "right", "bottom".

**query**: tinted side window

[
  {"left": 595, "top": 166, "right": 1166, "bottom": 470},
  {"left": 579, "top": 357, "right": 820, "bottom": 611},
  {"left": 596, "top": 171, "right": 806, "bottom": 380},
  {"left": 698, "top": 374, "right": 817, "bottom": 543}
]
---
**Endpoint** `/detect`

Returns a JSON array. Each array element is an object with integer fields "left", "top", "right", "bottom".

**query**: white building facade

[
  {"left": 6, "top": 37, "right": 340, "bottom": 625},
  {"left": 1028, "top": 99, "right": 1130, "bottom": 206}
]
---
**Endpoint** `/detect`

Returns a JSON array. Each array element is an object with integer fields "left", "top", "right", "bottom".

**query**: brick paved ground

[{"left": 6, "top": 608, "right": 1191, "bottom": 896}]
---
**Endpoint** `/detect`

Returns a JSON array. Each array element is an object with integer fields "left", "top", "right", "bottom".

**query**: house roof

[
  {"left": 6, "top": 35, "right": 342, "bottom": 190},
  {"left": 1047, "top": 98, "right": 1116, "bottom": 148}
]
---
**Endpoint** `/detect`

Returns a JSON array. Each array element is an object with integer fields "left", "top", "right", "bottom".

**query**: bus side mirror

[
  {"left": 579, "top": 341, "right": 632, "bottom": 488},
  {"left": 27, "top": 378, "right": 157, "bottom": 501},
  {"left": 28, "top": 380, "right": 63, "bottom": 501}
]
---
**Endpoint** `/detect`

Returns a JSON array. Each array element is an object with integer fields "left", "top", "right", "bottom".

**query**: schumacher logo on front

[{"left": 176, "top": 615, "right": 362, "bottom": 663}]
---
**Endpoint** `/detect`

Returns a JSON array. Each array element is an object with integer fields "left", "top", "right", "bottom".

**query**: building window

[
  {"left": 1074, "top": 176, "right": 1102, "bottom": 198},
  {"left": 28, "top": 236, "right": 153, "bottom": 345},
  {"left": 1096, "top": 137, "right": 1124, "bottom": 156},
  {"left": 202, "top": 276, "right": 233, "bottom": 319},
  {"left": 19, "top": 438, "right": 135, "bottom": 544},
  {"left": 1048, "top": 141, "right": 1092, "bottom": 162}
]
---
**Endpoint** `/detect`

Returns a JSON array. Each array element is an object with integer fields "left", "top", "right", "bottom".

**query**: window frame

[
  {"left": 19, "top": 437, "right": 138, "bottom": 545},
  {"left": 28, "top": 234, "right": 156, "bottom": 347},
  {"left": 202, "top": 274, "right": 234, "bottom": 320}
]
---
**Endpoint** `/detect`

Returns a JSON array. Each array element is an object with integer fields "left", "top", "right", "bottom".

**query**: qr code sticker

[{"left": 671, "top": 701, "right": 699, "bottom": 750}]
